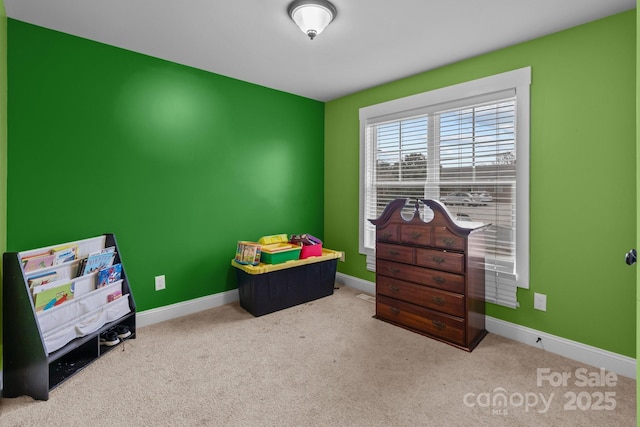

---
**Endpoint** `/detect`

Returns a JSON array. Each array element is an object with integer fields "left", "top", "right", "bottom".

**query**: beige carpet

[{"left": 0, "top": 285, "right": 635, "bottom": 426}]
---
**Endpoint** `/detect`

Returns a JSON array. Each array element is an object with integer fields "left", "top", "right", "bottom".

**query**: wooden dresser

[{"left": 369, "top": 198, "right": 488, "bottom": 351}]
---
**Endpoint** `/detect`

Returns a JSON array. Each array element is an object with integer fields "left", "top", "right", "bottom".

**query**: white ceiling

[{"left": 5, "top": 0, "right": 637, "bottom": 102}]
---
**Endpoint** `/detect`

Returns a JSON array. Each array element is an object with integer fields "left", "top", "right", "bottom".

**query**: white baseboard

[
  {"left": 336, "top": 272, "right": 376, "bottom": 295},
  {"left": 135, "top": 273, "right": 370, "bottom": 328},
  {"left": 486, "top": 316, "right": 636, "bottom": 379},
  {"left": 335, "top": 272, "right": 636, "bottom": 379},
  {"left": 136, "top": 289, "right": 239, "bottom": 328}
]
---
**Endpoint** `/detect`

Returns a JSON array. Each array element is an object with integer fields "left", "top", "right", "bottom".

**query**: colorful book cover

[
  {"left": 235, "top": 241, "right": 261, "bottom": 265},
  {"left": 107, "top": 290, "right": 122, "bottom": 302},
  {"left": 82, "top": 247, "right": 116, "bottom": 275},
  {"left": 32, "top": 277, "right": 70, "bottom": 296},
  {"left": 97, "top": 263, "right": 122, "bottom": 288},
  {"left": 23, "top": 253, "right": 56, "bottom": 272},
  {"left": 34, "top": 281, "right": 74, "bottom": 312},
  {"left": 52, "top": 244, "right": 79, "bottom": 265},
  {"left": 27, "top": 271, "right": 59, "bottom": 289},
  {"left": 21, "top": 250, "right": 49, "bottom": 265}
]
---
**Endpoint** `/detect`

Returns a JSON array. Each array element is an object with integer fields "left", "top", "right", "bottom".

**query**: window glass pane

[
  {"left": 436, "top": 100, "right": 516, "bottom": 265},
  {"left": 366, "top": 97, "right": 517, "bottom": 276},
  {"left": 375, "top": 117, "right": 428, "bottom": 183}
]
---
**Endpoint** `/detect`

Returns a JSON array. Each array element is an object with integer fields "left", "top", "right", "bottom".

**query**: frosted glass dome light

[{"left": 288, "top": 0, "right": 337, "bottom": 40}]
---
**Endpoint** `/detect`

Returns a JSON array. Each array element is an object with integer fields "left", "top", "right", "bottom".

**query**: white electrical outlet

[
  {"left": 534, "top": 292, "right": 547, "bottom": 311},
  {"left": 155, "top": 275, "right": 166, "bottom": 291}
]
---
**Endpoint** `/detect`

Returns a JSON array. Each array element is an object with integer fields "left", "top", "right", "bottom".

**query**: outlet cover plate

[
  {"left": 155, "top": 275, "right": 166, "bottom": 291},
  {"left": 534, "top": 292, "right": 547, "bottom": 311}
]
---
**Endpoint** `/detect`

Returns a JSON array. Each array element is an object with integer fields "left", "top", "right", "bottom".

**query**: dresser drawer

[
  {"left": 377, "top": 259, "right": 464, "bottom": 294},
  {"left": 415, "top": 248, "right": 464, "bottom": 274},
  {"left": 377, "top": 276, "right": 464, "bottom": 317},
  {"left": 377, "top": 224, "right": 400, "bottom": 243},
  {"left": 376, "top": 294, "right": 464, "bottom": 346},
  {"left": 400, "top": 225, "right": 432, "bottom": 246},
  {"left": 377, "top": 243, "right": 414, "bottom": 264},
  {"left": 434, "top": 227, "right": 465, "bottom": 251}
]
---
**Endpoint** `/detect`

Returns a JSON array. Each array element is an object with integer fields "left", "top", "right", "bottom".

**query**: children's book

[
  {"left": 23, "top": 253, "right": 56, "bottom": 272},
  {"left": 97, "top": 263, "right": 122, "bottom": 288},
  {"left": 80, "top": 247, "right": 116, "bottom": 276},
  {"left": 52, "top": 244, "right": 79, "bottom": 265},
  {"left": 107, "top": 290, "right": 122, "bottom": 302},
  {"left": 21, "top": 250, "right": 49, "bottom": 266},
  {"left": 27, "top": 271, "right": 59, "bottom": 289},
  {"left": 76, "top": 258, "right": 87, "bottom": 277},
  {"left": 34, "top": 280, "right": 74, "bottom": 312},
  {"left": 31, "top": 277, "right": 70, "bottom": 296}
]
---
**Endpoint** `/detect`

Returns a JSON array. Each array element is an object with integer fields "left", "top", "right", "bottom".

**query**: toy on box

[
  {"left": 289, "top": 234, "right": 321, "bottom": 246},
  {"left": 258, "top": 234, "right": 301, "bottom": 264},
  {"left": 290, "top": 234, "right": 323, "bottom": 259},
  {"left": 235, "top": 241, "right": 262, "bottom": 266},
  {"left": 257, "top": 234, "right": 288, "bottom": 245}
]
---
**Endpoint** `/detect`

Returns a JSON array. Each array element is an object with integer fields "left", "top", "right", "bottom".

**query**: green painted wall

[
  {"left": 325, "top": 11, "right": 636, "bottom": 357},
  {"left": 633, "top": 1, "right": 640, "bottom": 426},
  {"left": 6, "top": 20, "right": 325, "bottom": 312},
  {"left": 0, "top": 0, "right": 6, "bottom": 380}
]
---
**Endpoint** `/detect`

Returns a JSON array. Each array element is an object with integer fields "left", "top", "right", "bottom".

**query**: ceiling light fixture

[{"left": 287, "top": 0, "right": 337, "bottom": 40}]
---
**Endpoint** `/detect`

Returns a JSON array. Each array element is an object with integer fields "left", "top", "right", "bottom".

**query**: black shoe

[
  {"left": 114, "top": 324, "right": 132, "bottom": 339},
  {"left": 100, "top": 330, "right": 120, "bottom": 346}
]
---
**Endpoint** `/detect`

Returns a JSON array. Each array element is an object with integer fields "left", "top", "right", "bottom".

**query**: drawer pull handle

[
  {"left": 433, "top": 276, "right": 445, "bottom": 284},
  {"left": 432, "top": 296, "right": 445, "bottom": 306},
  {"left": 433, "top": 320, "right": 446, "bottom": 330},
  {"left": 387, "top": 249, "right": 400, "bottom": 256},
  {"left": 410, "top": 231, "right": 422, "bottom": 240},
  {"left": 432, "top": 256, "right": 445, "bottom": 264},
  {"left": 390, "top": 307, "right": 400, "bottom": 315},
  {"left": 381, "top": 232, "right": 393, "bottom": 239},
  {"left": 389, "top": 267, "right": 400, "bottom": 274},
  {"left": 442, "top": 237, "right": 456, "bottom": 247},
  {"left": 389, "top": 285, "right": 400, "bottom": 293}
]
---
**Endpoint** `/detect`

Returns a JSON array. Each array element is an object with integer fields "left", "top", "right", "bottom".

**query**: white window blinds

[{"left": 359, "top": 68, "right": 531, "bottom": 309}]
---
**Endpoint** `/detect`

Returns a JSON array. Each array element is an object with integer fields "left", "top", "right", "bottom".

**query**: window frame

[{"left": 359, "top": 67, "right": 531, "bottom": 300}]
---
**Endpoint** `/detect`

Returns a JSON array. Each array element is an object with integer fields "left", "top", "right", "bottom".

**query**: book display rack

[{"left": 2, "top": 234, "right": 136, "bottom": 400}]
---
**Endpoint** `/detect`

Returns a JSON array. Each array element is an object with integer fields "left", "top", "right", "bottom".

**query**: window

[{"left": 359, "top": 67, "right": 531, "bottom": 308}]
